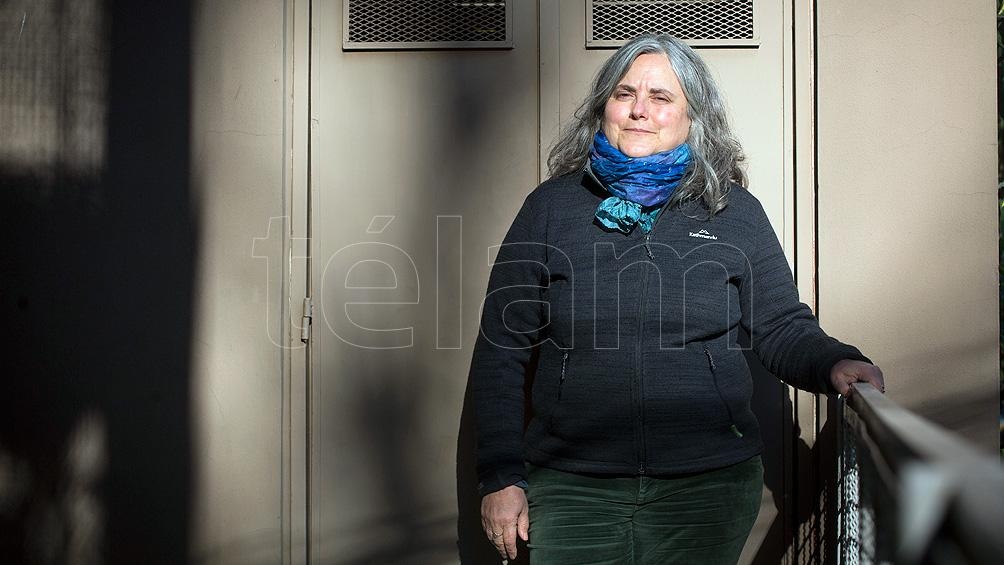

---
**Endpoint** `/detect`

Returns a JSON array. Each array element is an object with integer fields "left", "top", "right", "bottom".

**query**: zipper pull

[
  {"left": 730, "top": 424, "right": 744, "bottom": 438},
  {"left": 644, "top": 233, "right": 654, "bottom": 260},
  {"left": 703, "top": 346, "right": 716, "bottom": 371},
  {"left": 560, "top": 351, "right": 568, "bottom": 383}
]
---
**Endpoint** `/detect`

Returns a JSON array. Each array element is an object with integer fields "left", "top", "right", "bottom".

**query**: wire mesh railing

[{"left": 836, "top": 384, "right": 1004, "bottom": 565}]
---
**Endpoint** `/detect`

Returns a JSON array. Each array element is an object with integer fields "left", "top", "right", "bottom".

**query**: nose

[{"left": 629, "top": 96, "right": 648, "bottom": 119}]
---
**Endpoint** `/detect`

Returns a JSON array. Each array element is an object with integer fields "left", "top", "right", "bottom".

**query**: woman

[{"left": 470, "top": 35, "right": 883, "bottom": 564}]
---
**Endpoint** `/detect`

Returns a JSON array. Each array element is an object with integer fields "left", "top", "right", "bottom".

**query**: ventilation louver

[
  {"left": 343, "top": 1, "right": 513, "bottom": 50},
  {"left": 587, "top": 0, "right": 758, "bottom": 48}
]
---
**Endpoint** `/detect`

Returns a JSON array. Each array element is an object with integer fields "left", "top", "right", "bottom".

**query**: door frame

[{"left": 281, "top": 1, "right": 312, "bottom": 564}]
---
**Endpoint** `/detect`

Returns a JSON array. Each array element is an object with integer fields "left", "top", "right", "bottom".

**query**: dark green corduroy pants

[{"left": 525, "top": 456, "right": 763, "bottom": 565}]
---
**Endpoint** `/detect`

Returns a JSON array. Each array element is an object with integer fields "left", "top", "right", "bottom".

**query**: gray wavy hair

[{"left": 547, "top": 35, "right": 746, "bottom": 215}]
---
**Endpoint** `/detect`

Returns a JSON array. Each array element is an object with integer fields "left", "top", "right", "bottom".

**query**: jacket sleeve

[
  {"left": 738, "top": 199, "right": 870, "bottom": 394},
  {"left": 469, "top": 190, "right": 549, "bottom": 496}
]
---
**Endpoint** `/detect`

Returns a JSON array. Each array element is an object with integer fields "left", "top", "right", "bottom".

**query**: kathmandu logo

[{"left": 688, "top": 229, "right": 718, "bottom": 240}]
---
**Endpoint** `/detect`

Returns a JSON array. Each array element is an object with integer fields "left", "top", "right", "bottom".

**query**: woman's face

[{"left": 601, "top": 53, "right": 692, "bottom": 158}]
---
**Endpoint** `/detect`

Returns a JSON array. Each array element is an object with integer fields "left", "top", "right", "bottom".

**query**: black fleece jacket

[{"left": 470, "top": 172, "right": 869, "bottom": 496}]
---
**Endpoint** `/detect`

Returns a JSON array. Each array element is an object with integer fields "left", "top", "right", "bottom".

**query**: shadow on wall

[
  {"left": 746, "top": 349, "right": 838, "bottom": 565},
  {"left": 0, "top": 1, "right": 196, "bottom": 563},
  {"left": 338, "top": 365, "right": 463, "bottom": 565}
]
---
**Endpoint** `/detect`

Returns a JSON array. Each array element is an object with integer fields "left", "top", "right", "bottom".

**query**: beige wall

[{"left": 816, "top": 0, "right": 998, "bottom": 451}]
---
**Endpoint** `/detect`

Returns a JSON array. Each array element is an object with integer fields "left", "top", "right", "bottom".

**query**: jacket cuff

[{"left": 477, "top": 463, "right": 527, "bottom": 497}]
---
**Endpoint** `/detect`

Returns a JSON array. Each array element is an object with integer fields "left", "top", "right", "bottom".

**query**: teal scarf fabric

[{"left": 589, "top": 131, "right": 692, "bottom": 233}]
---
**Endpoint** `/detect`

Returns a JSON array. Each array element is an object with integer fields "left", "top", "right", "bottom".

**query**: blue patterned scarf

[{"left": 589, "top": 131, "right": 692, "bottom": 233}]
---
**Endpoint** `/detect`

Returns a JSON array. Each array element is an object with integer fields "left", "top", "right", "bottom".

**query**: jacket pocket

[
  {"left": 547, "top": 350, "right": 570, "bottom": 432},
  {"left": 703, "top": 345, "right": 744, "bottom": 438}
]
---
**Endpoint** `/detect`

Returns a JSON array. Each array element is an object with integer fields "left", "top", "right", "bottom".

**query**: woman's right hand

[{"left": 480, "top": 484, "right": 529, "bottom": 560}]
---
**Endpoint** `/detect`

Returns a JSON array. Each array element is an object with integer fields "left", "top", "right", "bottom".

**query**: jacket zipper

[
  {"left": 635, "top": 266, "right": 650, "bottom": 474},
  {"left": 588, "top": 166, "right": 671, "bottom": 473},
  {"left": 634, "top": 204, "right": 672, "bottom": 474},
  {"left": 704, "top": 345, "right": 743, "bottom": 438}
]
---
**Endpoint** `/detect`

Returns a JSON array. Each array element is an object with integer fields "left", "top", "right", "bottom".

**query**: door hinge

[{"left": 300, "top": 297, "right": 313, "bottom": 343}]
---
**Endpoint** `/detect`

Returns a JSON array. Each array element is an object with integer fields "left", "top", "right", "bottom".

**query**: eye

[
  {"left": 614, "top": 90, "right": 633, "bottom": 100},
  {"left": 653, "top": 95, "right": 671, "bottom": 103}
]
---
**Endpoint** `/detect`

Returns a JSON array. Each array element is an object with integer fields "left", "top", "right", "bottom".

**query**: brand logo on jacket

[{"left": 688, "top": 229, "right": 718, "bottom": 240}]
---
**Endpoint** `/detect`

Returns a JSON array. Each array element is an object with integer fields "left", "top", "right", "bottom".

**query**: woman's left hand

[{"left": 829, "top": 359, "right": 884, "bottom": 396}]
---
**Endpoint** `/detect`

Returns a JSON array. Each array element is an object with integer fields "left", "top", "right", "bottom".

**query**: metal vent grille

[
  {"left": 343, "top": 1, "right": 513, "bottom": 50},
  {"left": 587, "top": 1, "right": 758, "bottom": 48}
]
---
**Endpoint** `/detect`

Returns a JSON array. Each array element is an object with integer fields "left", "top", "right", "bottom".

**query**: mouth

[{"left": 624, "top": 128, "right": 653, "bottom": 134}]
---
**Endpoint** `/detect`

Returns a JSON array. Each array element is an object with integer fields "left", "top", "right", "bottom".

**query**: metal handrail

[{"left": 837, "top": 383, "right": 1004, "bottom": 565}]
